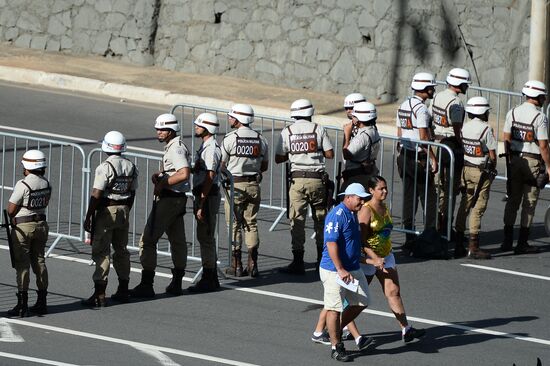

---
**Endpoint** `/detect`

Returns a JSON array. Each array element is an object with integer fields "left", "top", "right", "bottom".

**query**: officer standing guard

[
  {"left": 502, "top": 80, "right": 550, "bottom": 254},
  {"left": 430, "top": 68, "right": 471, "bottom": 235},
  {"left": 276, "top": 99, "right": 334, "bottom": 274},
  {"left": 341, "top": 101, "right": 381, "bottom": 192},
  {"left": 188, "top": 113, "right": 222, "bottom": 292},
  {"left": 82, "top": 131, "right": 138, "bottom": 307},
  {"left": 221, "top": 104, "right": 268, "bottom": 277},
  {"left": 6, "top": 150, "right": 51, "bottom": 317},
  {"left": 396, "top": 72, "right": 438, "bottom": 246},
  {"left": 131, "top": 113, "right": 191, "bottom": 297},
  {"left": 454, "top": 97, "right": 496, "bottom": 259}
]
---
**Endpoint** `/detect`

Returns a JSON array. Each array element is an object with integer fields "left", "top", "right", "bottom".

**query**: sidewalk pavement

[{"left": 0, "top": 42, "right": 399, "bottom": 136}]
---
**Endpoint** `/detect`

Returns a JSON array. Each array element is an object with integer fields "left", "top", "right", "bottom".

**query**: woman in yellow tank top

[{"left": 357, "top": 176, "right": 425, "bottom": 343}]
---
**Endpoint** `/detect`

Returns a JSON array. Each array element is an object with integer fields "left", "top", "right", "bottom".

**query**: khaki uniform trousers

[
  {"left": 455, "top": 166, "right": 492, "bottom": 234},
  {"left": 397, "top": 152, "right": 437, "bottom": 231},
  {"left": 224, "top": 181, "right": 260, "bottom": 250},
  {"left": 503, "top": 155, "right": 542, "bottom": 228},
  {"left": 91, "top": 205, "right": 131, "bottom": 282},
  {"left": 289, "top": 177, "right": 327, "bottom": 251},
  {"left": 195, "top": 193, "right": 221, "bottom": 269},
  {"left": 435, "top": 138, "right": 463, "bottom": 224},
  {"left": 139, "top": 195, "right": 188, "bottom": 271},
  {"left": 11, "top": 221, "right": 49, "bottom": 291},
  {"left": 435, "top": 163, "right": 461, "bottom": 221}
]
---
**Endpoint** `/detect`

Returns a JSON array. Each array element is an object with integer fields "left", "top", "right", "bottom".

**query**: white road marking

[
  {"left": 1, "top": 245, "right": 549, "bottom": 347},
  {"left": 0, "top": 125, "right": 160, "bottom": 155},
  {"left": 0, "top": 318, "right": 24, "bottom": 342},
  {"left": 462, "top": 264, "right": 550, "bottom": 281},
  {"left": 2, "top": 318, "right": 259, "bottom": 366},
  {"left": 132, "top": 345, "right": 182, "bottom": 366},
  {"left": 0, "top": 351, "right": 83, "bottom": 366}
]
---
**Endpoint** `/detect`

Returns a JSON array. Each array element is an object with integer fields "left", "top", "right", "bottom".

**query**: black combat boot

[
  {"left": 514, "top": 227, "right": 540, "bottom": 254},
  {"left": 246, "top": 247, "right": 259, "bottom": 278},
  {"left": 8, "top": 291, "right": 29, "bottom": 317},
  {"left": 500, "top": 225, "right": 514, "bottom": 251},
  {"left": 111, "top": 279, "right": 130, "bottom": 303},
  {"left": 130, "top": 270, "right": 155, "bottom": 298},
  {"left": 188, "top": 268, "right": 219, "bottom": 293},
  {"left": 225, "top": 249, "right": 244, "bottom": 277},
  {"left": 29, "top": 290, "right": 48, "bottom": 314},
  {"left": 453, "top": 231, "right": 467, "bottom": 259},
  {"left": 467, "top": 234, "right": 491, "bottom": 259},
  {"left": 81, "top": 281, "right": 107, "bottom": 307},
  {"left": 165, "top": 268, "right": 185, "bottom": 296},
  {"left": 279, "top": 250, "right": 305, "bottom": 275}
]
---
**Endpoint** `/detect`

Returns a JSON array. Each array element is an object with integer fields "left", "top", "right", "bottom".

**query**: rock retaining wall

[{"left": 0, "top": 0, "right": 534, "bottom": 100}]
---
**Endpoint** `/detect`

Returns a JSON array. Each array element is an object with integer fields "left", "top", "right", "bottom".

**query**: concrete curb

[{"left": 0, "top": 64, "right": 396, "bottom": 137}]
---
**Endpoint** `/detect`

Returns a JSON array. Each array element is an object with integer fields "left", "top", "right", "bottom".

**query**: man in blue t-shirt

[{"left": 319, "top": 183, "right": 371, "bottom": 362}]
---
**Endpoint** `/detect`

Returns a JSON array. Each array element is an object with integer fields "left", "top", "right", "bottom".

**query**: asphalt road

[{"left": 0, "top": 82, "right": 549, "bottom": 366}]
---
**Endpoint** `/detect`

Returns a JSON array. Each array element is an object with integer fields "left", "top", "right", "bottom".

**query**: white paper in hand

[{"left": 336, "top": 276, "right": 359, "bottom": 292}]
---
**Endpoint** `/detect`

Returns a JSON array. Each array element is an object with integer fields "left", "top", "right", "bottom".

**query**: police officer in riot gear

[
  {"left": 221, "top": 104, "right": 268, "bottom": 277},
  {"left": 430, "top": 68, "right": 471, "bottom": 235},
  {"left": 131, "top": 113, "right": 191, "bottom": 297},
  {"left": 341, "top": 101, "right": 380, "bottom": 192},
  {"left": 396, "top": 72, "right": 438, "bottom": 247},
  {"left": 188, "top": 113, "right": 222, "bottom": 292},
  {"left": 502, "top": 80, "right": 550, "bottom": 254},
  {"left": 454, "top": 97, "right": 496, "bottom": 259},
  {"left": 276, "top": 99, "right": 334, "bottom": 274},
  {"left": 6, "top": 150, "right": 51, "bottom": 316},
  {"left": 82, "top": 131, "right": 138, "bottom": 307}
]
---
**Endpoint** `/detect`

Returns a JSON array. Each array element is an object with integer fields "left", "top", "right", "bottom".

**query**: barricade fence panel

[
  {"left": 0, "top": 131, "right": 86, "bottom": 245},
  {"left": 170, "top": 103, "right": 456, "bottom": 241},
  {"left": 86, "top": 148, "right": 234, "bottom": 273}
]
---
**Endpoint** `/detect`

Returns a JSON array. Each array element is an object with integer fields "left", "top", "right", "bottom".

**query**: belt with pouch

[
  {"left": 14, "top": 214, "right": 46, "bottom": 225},
  {"left": 464, "top": 160, "right": 484, "bottom": 169},
  {"left": 233, "top": 175, "right": 260, "bottom": 183},
  {"left": 511, "top": 151, "right": 541, "bottom": 160},
  {"left": 290, "top": 171, "right": 324, "bottom": 179},
  {"left": 102, "top": 198, "right": 132, "bottom": 207}
]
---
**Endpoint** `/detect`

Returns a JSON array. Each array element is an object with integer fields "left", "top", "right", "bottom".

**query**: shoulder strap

[
  {"left": 105, "top": 161, "right": 118, "bottom": 178},
  {"left": 21, "top": 181, "right": 31, "bottom": 191},
  {"left": 479, "top": 126, "right": 489, "bottom": 142}
]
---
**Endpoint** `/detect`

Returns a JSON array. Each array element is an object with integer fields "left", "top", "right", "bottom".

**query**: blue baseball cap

[{"left": 338, "top": 183, "right": 370, "bottom": 198}]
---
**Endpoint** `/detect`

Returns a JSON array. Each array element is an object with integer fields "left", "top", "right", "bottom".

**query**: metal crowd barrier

[
  {"left": 169, "top": 103, "right": 456, "bottom": 240},
  {"left": 86, "top": 148, "right": 235, "bottom": 281},
  {"left": 0, "top": 131, "right": 86, "bottom": 255},
  {"left": 170, "top": 103, "right": 293, "bottom": 231}
]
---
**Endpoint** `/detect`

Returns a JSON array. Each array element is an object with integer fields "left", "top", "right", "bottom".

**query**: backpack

[{"left": 411, "top": 227, "right": 450, "bottom": 260}]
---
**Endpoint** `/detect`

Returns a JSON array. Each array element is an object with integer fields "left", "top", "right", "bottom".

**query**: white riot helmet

[
  {"left": 290, "top": 99, "right": 314, "bottom": 118},
  {"left": 228, "top": 104, "right": 254, "bottom": 125},
  {"left": 102, "top": 131, "right": 126, "bottom": 153},
  {"left": 22, "top": 149, "right": 47, "bottom": 170},
  {"left": 343, "top": 93, "right": 366, "bottom": 108},
  {"left": 352, "top": 101, "right": 377, "bottom": 123},
  {"left": 411, "top": 72, "right": 436, "bottom": 91},
  {"left": 446, "top": 68, "right": 472, "bottom": 86},
  {"left": 522, "top": 80, "right": 547, "bottom": 98},
  {"left": 465, "top": 96, "right": 491, "bottom": 115},
  {"left": 154, "top": 113, "right": 180, "bottom": 131},
  {"left": 194, "top": 113, "right": 219, "bottom": 134}
]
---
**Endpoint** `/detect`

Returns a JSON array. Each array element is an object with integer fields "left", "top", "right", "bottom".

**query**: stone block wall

[{"left": 0, "top": 0, "right": 533, "bottom": 100}]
